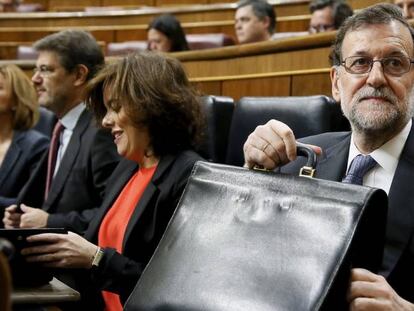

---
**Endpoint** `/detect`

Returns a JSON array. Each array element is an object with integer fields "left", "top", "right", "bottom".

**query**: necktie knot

[
  {"left": 52, "top": 121, "right": 64, "bottom": 138},
  {"left": 342, "top": 154, "right": 377, "bottom": 185}
]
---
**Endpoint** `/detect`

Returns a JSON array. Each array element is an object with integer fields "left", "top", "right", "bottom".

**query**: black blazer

[
  {"left": 73, "top": 150, "right": 202, "bottom": 308},
  {"left": 0, "top": 129, "right": 49, "bottom": 208},
  {"left": 281, "top": 125, "right": 414, "bottom": 302},
  {"left": 18, "top": 109, "right": 120, "bottom": 216}
]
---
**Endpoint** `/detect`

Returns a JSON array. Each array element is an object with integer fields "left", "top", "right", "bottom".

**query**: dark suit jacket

[
  {"left": 72, "top": 150, "right": 202, "bottom": 309},
  {"left": 281, "top": 127, "right": 414, "bottom": 302},
  {"left": 0, "top": 129, "right": 49, "bottom": 208},
  {"left": 18, "top": 109, "right": 120, "bottom": 217}
]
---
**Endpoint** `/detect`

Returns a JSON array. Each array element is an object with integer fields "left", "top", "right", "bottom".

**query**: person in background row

[
  {"left": 3, "top": 30, "right": 119, "bottom": 231},
  {"left": 147, "top": 14, "right": 189, "bottom": 52},
  {"left": 15, "top": 52, "right": 205, "bottom": 310},
  {"left": 0, "top": 0, "right": 19, "bottom": 12},
  {"left": 395, "top": 0, "right": 414, "bottom": 19},
  {"left": 0, "top": 64, "right": 49, "bottom": 211},
  {"left": 243, "top": 3, "right": 414, "bottom": 307},
  {"left": 309, "top": 0, "right": 353, "bottom": 33},
  {"left": 235, "top": 0, "right": 276, "bottom": 44}
]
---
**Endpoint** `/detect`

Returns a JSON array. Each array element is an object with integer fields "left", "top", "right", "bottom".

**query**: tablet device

[
  {"left": 0, "top": 228, "right": 67, "bottom": 241},
  {"left": 0, "top": 228, "right": 68, "bottom": 286}
]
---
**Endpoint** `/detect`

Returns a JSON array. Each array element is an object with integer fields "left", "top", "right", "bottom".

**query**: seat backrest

[
  {"left": 187, "top": 33, "right": 235, "bottom": 50},
  {"left": 20, "top": 42, "right": 106, "bottom": 59},
  {"left": 33, "top": 106, "right": 57, "bottom": 138},
  {"left": 17, "top": 45, "right": 38, "bottom": 60},
  {"left": 106, "top": 33, "right": 236, "bottom": 56},
  {"left": 271, "top": 31, "right": 309, "bottom": 40},
  {"left": 16, "top": 3, "right": 45, "bottom": 12},
  {"left": 225, "top": 95, "right": 350, "bottom": 166},
  {"left": 106, "top": 41, "right": 147, "bottom": 56},
  {"left": 197, "top": 95, "right": 234, "bottom": 163},
  {"left": 84, "top": 6, "right": 125, "bottom": 12}
]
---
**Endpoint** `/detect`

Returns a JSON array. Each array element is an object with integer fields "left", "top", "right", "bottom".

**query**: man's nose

[
  {"left": 366, "top": 61, "right": 387, "bottom": 88},
  {"left": 32, "top": 70, "right": 42, "bottom": 84}
]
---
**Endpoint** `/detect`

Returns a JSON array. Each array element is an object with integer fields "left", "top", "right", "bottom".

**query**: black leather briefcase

[{"left": 125, "top": 147, "right": 388, "bottom": 311}]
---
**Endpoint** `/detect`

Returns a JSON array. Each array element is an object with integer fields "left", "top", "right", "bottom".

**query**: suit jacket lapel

[
  {"left": 85, "top": 160, "right": 138, "bottom": 242},
  {"left": 0, "top": 131, "right": 23, "bottom": 187},
  {"left": 315, "top": 134, "right": 351, "bottom": 181},
  {"left": 383, "top": 125, "right": 414, "bottom": 274},
  {"left": 122, "top": 154, "right": 176, "bottom": 249},
  {"left": 44, "top": 110, "right": 90, "bottom": 211}
]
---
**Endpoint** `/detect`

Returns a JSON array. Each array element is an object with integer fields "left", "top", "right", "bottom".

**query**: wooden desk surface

[{"left": 12, "top": 278, "right": 80, "bottom": 304}]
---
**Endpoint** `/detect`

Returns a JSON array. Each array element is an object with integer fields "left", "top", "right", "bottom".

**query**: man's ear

[
  {"left": 262, "top": 16, "right": 271, "bottom": 31},
  {"left": 73, "top": 64, "right": 89, "bottom": 86},
  {"left": 330, "top": 66, "right": 341, "bottom": 102}
]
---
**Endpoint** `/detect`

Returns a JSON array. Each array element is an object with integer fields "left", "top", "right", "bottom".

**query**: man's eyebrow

[
  {"left": 386, "top": 50, "right": 411, "bottom": 56},
  {"left": 347, "top": 50, "right": 369, "bottom": 56},
  {"left": 346, "top": 50, "right": 410, "bottom": 57}
]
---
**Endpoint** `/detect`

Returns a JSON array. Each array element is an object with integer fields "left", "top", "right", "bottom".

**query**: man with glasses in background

[
  {"left": 243, "top": 3, "right": 414, "bottom": 309},
  {"left": 3, "top": 30, "right": 119, "bottom": 233},
  {"left": 309, "top": 0, "right": 353, "bottom": 33}
]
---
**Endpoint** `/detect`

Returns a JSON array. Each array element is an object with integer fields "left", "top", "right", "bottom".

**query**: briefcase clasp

[
  {"left": 297, "top": 144, "right": 317, "bottom": 178},
  {"left": 299, "top": 166, "right": 316, "bottom": 178}
]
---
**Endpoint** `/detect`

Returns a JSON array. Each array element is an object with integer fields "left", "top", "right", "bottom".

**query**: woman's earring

[{"left": 144, "top": 149, "right": 154, "bottom": 158}]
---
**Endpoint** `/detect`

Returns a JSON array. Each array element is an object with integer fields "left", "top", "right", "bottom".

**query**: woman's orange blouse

[{"left": 98, "top": 165, "right": 157, "bottom": 311}]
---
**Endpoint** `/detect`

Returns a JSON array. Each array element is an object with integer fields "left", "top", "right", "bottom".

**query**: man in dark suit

[
  {"left": 3, "top": 30, "right": 119, "bottom": 231},
  {"left": 243, "top": 3, "right": 414, "bottom": 310},
  {"left": 234, "top": 0, "right": 276, "bottom": 44}
]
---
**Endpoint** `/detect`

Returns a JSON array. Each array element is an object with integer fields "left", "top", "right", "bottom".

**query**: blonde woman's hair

[{"left": 0, "top": 64, "right": 39, "bottom": 130}]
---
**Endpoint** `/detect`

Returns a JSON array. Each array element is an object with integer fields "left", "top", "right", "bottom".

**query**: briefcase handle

[
  {"left": 253, "top": 143, "right": 317, "bottom": 178},
  {"left": 297, "top": 143, "right": 317, "bottom": 178}
]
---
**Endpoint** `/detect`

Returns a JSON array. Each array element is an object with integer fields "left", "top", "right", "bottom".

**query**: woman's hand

[{"left": 21, "top": 231, "right": 99, "bottom": 269}]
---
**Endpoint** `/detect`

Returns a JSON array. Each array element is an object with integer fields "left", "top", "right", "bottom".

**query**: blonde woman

[{"left": 0, "top": 64, "right": 49, "bottom": 209}]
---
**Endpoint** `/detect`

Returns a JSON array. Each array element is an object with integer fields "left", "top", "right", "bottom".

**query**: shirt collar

[
  {"left": 60, "top": 103, "right": 86, "bottom": 131},
  {"left": 348, "top": 119, "right": 412, "bottom": 173}
]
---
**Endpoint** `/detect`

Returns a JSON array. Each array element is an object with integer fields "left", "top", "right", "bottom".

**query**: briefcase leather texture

[{"left": 125, "top": 151, "right": 388, "bottom": 311}]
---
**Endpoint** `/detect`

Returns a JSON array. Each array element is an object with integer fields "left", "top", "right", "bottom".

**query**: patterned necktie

[
  {"left": 342, "top": 154, "right": 377, "bottom": 185},
  {"left": 45, "top": 121, "right": 64, "bottom": 199}
]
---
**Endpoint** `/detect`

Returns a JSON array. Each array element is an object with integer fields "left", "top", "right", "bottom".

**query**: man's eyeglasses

[
  {"left": 308, "top": 24, "right": 335, "bottom": 34},
  {"left": 33, "top": 65, "right": 55, "bottom": 77},
  {"left": 341, "top": 56, "right": 414, "bottom": 76}
]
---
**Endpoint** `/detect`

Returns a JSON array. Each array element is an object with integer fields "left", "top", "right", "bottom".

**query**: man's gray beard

[{"left": 343, "top": 87, "right": 414, "bottom": 133}]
